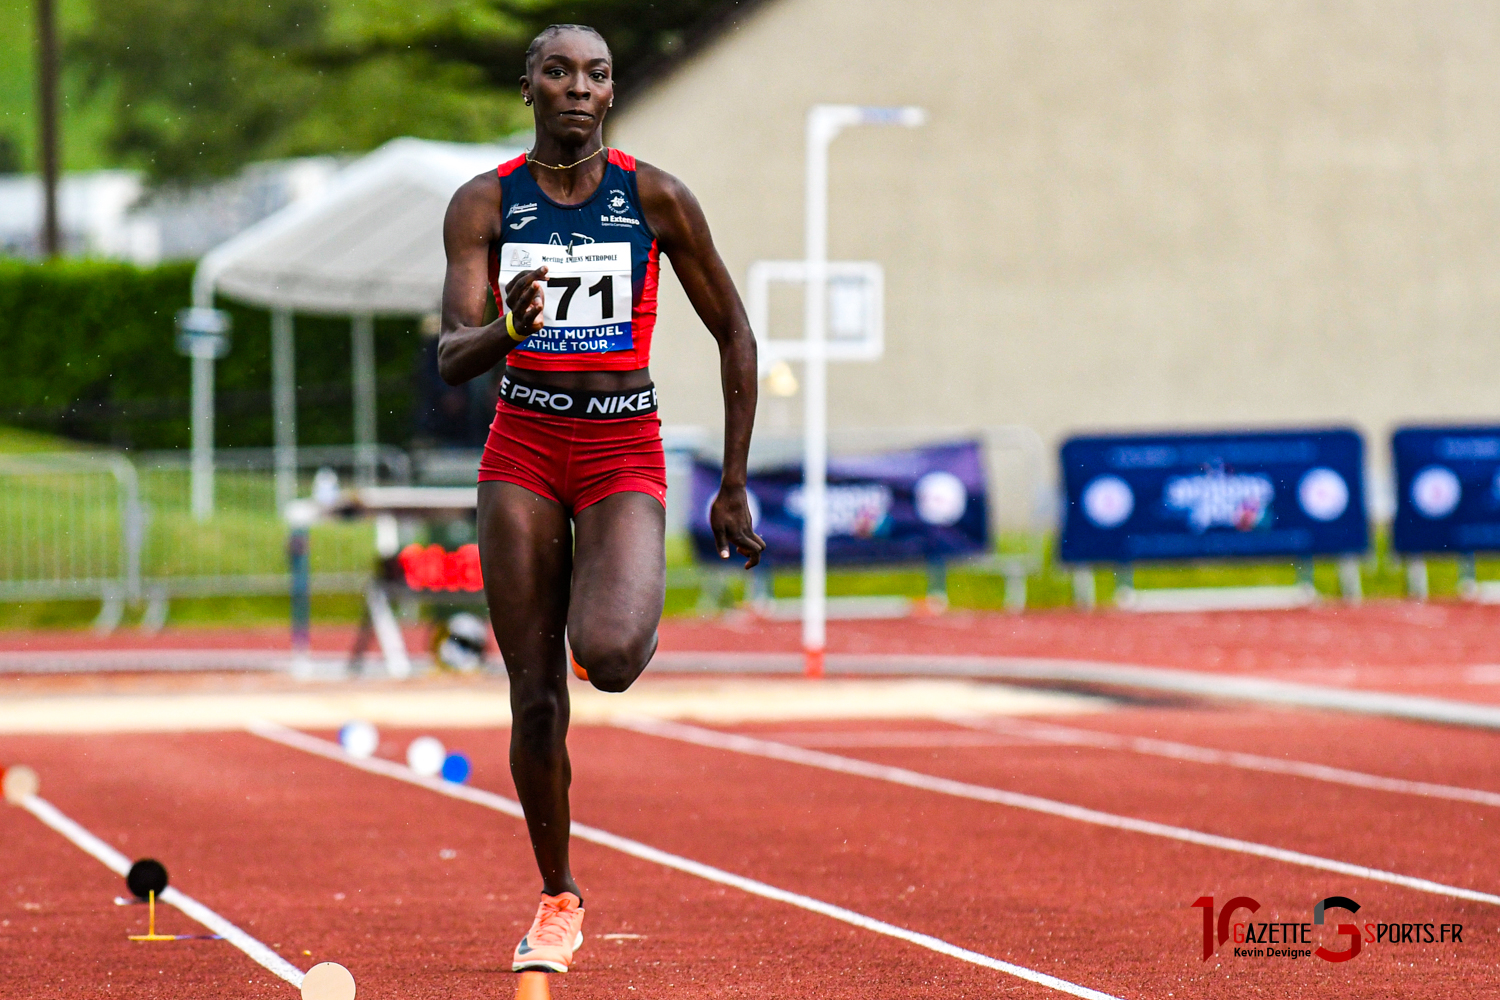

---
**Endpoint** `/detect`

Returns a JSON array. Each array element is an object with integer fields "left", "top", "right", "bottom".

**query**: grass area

[
  {"left": 0, "top": 460, "right": 376, "bottom": 583},
  {"left": 0, "top": 425, "right": 86, "bottom": 453},
  {"left": 137, "top": 465, "right": 374, "bottom": 578},
  {"left": 0, "top": 593, "right": 366, "bottom": 631},
  {"left": 664, "top": 533, "right": 694, "bottom": 569},
  {"left": 0, "top": 598, "right": 100, "bottom": 630}
]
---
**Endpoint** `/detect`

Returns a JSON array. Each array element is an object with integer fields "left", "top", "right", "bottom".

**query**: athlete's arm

[
  {"left": 437, "top": 172, "right": 548, "bottom": 386},
  {"left": 636, "top": 162, "right": 765, "bottom": 568}
]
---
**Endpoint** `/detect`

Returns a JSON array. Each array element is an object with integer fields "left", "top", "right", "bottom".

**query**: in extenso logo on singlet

[{"left": 600, "top": 188, "right": 641, "bottom": 228}]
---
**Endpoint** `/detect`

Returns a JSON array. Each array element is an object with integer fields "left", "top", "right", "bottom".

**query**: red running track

[
  {"left": 659, "top": 602, "right": 1500, "bottom": 704},
  {"left": 3, "top": 700, "right": 1499, "bottom": 997},
  {"left": 9, "top": 602, "right": 1499, "bottom": 705}
]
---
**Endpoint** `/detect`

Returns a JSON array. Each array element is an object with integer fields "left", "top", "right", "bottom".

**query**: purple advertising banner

[{"left": 690, "top": 440, "right": 990, "bottom": 565}]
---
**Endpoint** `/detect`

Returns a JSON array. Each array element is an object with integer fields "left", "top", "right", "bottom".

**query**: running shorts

[{"left": 477, "top": 371, "right": 667, "bottom": 514}]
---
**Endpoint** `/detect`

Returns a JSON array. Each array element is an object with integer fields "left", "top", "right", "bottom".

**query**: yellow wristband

[{"left": 506, "top": 311, "right": 526, "bottom": 342}]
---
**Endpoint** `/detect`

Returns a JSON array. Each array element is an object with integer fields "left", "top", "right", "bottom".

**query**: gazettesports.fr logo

[{"left": 1192, "top": 895, "right": 1466, "bottom": 963}]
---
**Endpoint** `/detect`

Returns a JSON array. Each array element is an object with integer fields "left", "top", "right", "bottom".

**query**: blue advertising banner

[
  {"left": 690, "top": 441, "right": 990, "bottom": 565},
  {"left": 1060, "top": 429, "right": 1368, "bottom": 564},
  {"left": 1392, "top": 426, "right": 1500, "bottom": 554}
]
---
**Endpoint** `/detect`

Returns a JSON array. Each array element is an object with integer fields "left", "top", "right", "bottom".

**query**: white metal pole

[
  {"left": 189, "top": 351, "right": 215, "bottom": 521},
  {"left": 801, "top": 108, "right": 837, "bottom": 678},
  {"left": 184, "top": 288, "right": 228, "bottom": 523},
  {"left": 271, "top": 309, "right": 298, "bottom": 512},
  {"left": 351, "top": 312, "right": 377, "bottom": 486},
  {"left": 798, "top": 105, "right": 924, "bottom": 678}
]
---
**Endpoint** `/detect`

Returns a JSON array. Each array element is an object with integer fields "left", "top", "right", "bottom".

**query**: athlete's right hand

[
  {"left": 711, "top": 485, "right": 766, "bottom": 569},
  {"left": 504, "top": 265, "right": 548, "bottom": 335}
]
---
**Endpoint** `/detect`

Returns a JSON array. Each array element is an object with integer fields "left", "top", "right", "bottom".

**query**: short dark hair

[{"left": 524, "top": 24, "right": 611, "bottom": 75}]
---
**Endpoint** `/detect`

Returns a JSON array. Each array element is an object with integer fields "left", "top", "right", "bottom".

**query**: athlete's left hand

[{"left": 711, "top": 485, "right": 765, "bottom": 569}]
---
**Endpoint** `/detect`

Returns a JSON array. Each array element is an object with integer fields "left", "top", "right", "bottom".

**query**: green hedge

[{"left": 0, "top": 259, "right": 420, "bottom": 450}]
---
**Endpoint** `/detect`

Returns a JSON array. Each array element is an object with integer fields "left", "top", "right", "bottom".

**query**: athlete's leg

[
  {"left": 476, "top": 480, "right": 580, "bottom": 898},
  {"left": 567, "top": 491, "right": 666, "bottom": 693}
]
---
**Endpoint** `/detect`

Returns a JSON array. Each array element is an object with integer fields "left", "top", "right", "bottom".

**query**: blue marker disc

[{"left": 441, "top": 751, "right": 471, "bottom": 784}]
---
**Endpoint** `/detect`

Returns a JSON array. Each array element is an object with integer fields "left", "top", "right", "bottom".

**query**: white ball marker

[{"left": 406, "top": 736, "right": 446, "bottom": 777}]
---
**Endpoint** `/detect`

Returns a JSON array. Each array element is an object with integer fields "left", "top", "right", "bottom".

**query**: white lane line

[
  {"left": 651, "top": 651, "right": 1500, "bottom": 730},
  {"left": 247, "top": 720, "right": 1122, "bottom": 1000},
  {"left": 615, "top": 717, "right": 1500, "bottom": 908},
  {"left": 952, "top": 716, "right": 1500, "bottom": 809},
  {"left": 762, "top": 730, "right": 1028, "bottom": 748},
  {"left": 19, "top": 794, "right": 306, "bottom": 988}
]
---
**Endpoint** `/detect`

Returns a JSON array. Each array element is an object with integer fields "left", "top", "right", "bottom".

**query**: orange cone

[{"left": 515, "top": 971, "right": 550, "bottom": 1000}]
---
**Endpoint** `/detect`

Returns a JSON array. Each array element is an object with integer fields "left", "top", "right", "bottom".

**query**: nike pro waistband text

[{"left": 500, "top": 372, "right": 659, "bottom": 420}]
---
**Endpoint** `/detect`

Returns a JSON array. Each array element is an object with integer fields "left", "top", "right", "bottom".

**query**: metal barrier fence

[
  {"left": 0, "top": 446, "right": 410, "bottom": 628},
  {"left": 0, "top": 453, "right": 143, "bottom": 614}
]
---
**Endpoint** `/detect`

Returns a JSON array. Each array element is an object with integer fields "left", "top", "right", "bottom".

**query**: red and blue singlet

[{"left": 489, "top": 149, "right": 661, "bottom": 372}]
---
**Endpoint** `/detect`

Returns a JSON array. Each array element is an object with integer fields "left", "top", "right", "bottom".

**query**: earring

[{"left": 524, "top": 97, "right": 532, "bottom": 106}]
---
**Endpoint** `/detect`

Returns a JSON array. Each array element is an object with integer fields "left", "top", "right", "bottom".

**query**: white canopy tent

[{"left": 187, "top": 138, "right": 522, "bottom": 518}]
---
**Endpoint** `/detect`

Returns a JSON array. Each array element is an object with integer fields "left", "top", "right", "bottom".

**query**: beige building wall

[{"left": 609, "top": 0, "right": 1500, "bottom": 519}]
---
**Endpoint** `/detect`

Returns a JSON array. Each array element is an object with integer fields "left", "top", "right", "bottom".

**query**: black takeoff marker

[
  {"left": 126, "top": 858, "right": 175, "bottom": 942},
  {"left": 127, "top": 859, "right": 168, "bottom": 900},
  {"left": 122, "top": 857, "right": 223, "bottom": 942}
]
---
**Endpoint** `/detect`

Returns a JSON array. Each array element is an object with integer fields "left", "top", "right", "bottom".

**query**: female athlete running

[{"left": 437, "top": 23, "right": 764, "bottom": 975}]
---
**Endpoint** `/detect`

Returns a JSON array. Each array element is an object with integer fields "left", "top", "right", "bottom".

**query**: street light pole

[
  {"left": 34, "top": 0, "right": 59, "bottom": 258},
  {"left": 800, "top": 104, "right": 925, "bottom": 679}
]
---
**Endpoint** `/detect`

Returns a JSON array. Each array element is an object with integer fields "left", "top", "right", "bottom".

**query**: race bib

[{"left": 498, "top": 242, "right": 633, "bottom": 354}]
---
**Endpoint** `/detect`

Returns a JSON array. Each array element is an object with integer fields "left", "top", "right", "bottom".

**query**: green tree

[
  {"left": 72, "top": 0, "right": 730, "bottom": 184},
  {"left": 0, "top": 132, "right": 21, "bottom": 173}
]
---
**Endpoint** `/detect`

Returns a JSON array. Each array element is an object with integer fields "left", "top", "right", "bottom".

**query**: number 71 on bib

[{"left": 499, "top": 241, "right": 635, "bottom": 354}]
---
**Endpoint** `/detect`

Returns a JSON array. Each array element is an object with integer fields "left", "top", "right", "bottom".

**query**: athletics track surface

[
  {"left": 6, "top": 601, "right": 1500, "bottom": 703},
  {"left": 3, "top": 603, "right": 1500, "bottom": 997}
]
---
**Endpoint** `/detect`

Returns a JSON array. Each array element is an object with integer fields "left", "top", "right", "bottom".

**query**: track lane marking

[
  {"left": 615, "top": 717, "right": 1500, "bottom": 908},
  {"left": 651, "top": 651, "right": 1500, "bottom": 729},
  {"left": 952, "top": 715, "right": 1500, "bottom": 808},
  {"left": 761, "top": 729, "right": 1029, "bottom": 748},
  {"left": 18, "top": 794, "right": 307, "bottom": 988},
  {"left": 247, "top": 720, "right": 1122, "bottom": 1000}
]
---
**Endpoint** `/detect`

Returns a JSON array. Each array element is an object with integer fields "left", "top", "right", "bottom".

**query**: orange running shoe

[
  {"left": 570, "top": 652, "right": 589, "bottom": 682},
  {"left": 512, "top": 892, "right": 585, "bottom": 973}
]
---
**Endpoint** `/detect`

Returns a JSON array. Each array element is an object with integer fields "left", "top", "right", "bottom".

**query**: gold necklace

[{"left": 527, "top": 146, "right": 606, "bottom": 171}]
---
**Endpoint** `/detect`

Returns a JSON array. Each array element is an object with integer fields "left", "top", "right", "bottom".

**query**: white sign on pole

[
  {"left": 175, "top": 307, "right": 232, "bottom": 358},
  {"left": 746, "top": 260, "right": 884, "bottom": 377}
]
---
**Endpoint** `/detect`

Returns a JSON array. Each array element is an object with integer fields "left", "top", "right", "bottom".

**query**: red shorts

[{"left": 478, "top": 400, "right": 667, "bottom": 514}]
